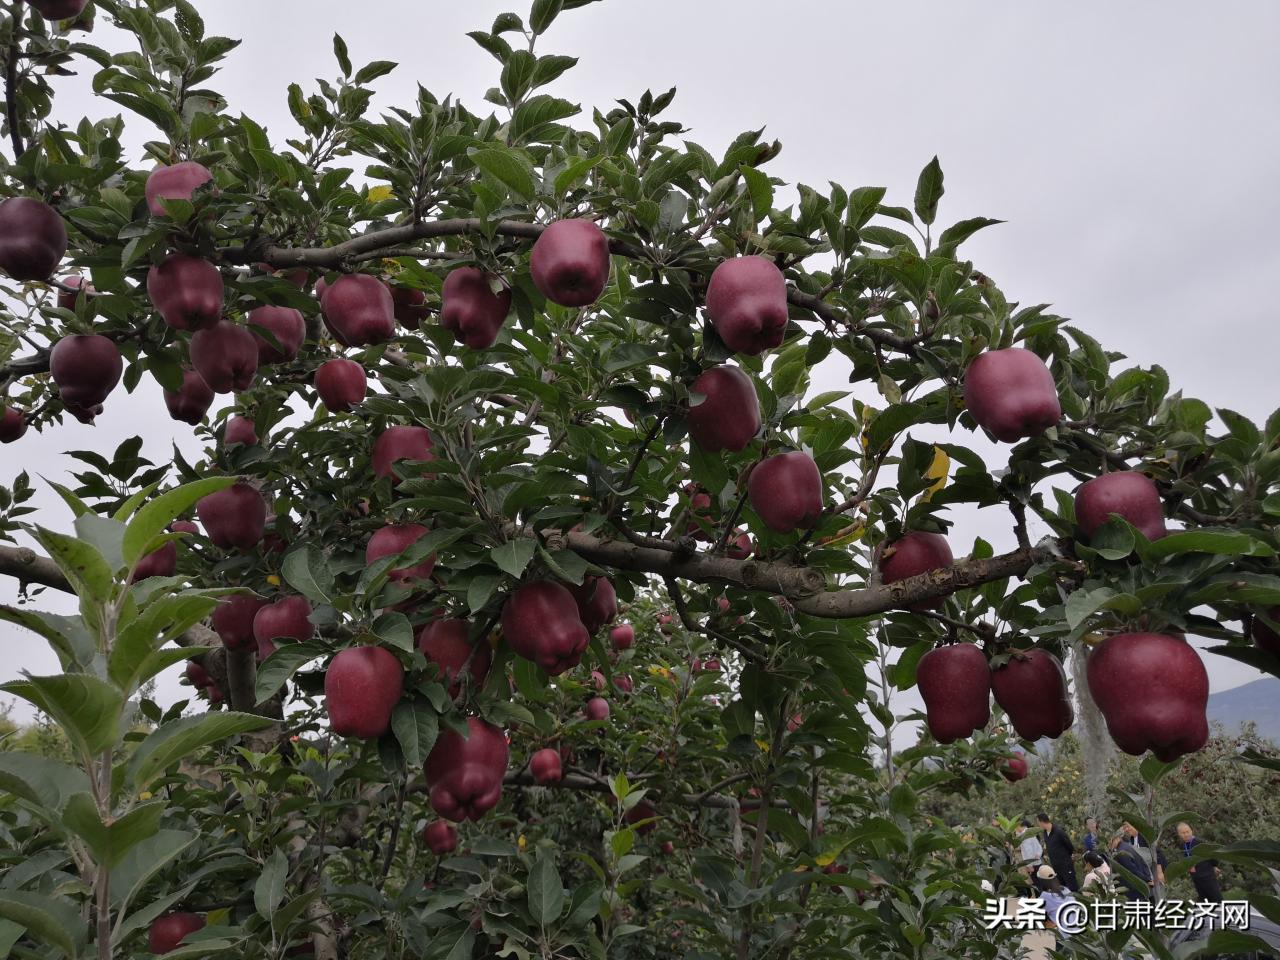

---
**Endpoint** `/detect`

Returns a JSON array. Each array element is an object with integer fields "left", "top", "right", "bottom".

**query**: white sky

[{"left": 2, "top": 1, "right": 1278, "bottom": 721}]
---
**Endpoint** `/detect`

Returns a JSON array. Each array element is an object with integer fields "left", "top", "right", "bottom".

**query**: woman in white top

[{"left": 1081, "top": 851, "right": 1113, "bottom": 893}]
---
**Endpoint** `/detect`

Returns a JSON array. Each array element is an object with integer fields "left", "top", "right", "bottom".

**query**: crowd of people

[{"left": 1005, "top": 813, "right": 1224, "bottom": 934}]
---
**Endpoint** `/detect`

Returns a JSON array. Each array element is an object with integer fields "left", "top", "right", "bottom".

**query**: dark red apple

[
  {"left": 0, "top": 407, "right": 27, "bottom": 443},
  {"left": 145, "top": 161, "right": 213, "bottom": 216},
  {"left": 585, "top": 697, "right": 610, "bottom": 720},
  {"left": 624, "top": 800, "right": 657, "bottom": 835},
  {"left": 171, "top": 520, "right": 199, "bottom": 535},
  {"left": 321, "top": 274, "right": 395, "bottom": 346},
  {"left": 748, "top": 451, "right": 823, "bottom": 533},
  {"left": 1086, "top": 632, "right": 1208, "bottom": 761},
  {"left": 963, "top": 347, "right": 1061, "bottom": 442},
  {"left": 726, "top": 531, "right": 753, "bottom": 560},
  {"left": 421, "top": 820, "right": 458, "bottom": 855},
  {"left": 147, "top": 912, "right": 205, "bottom": 954},
  {"left": 440, "top": 267, "right": 511, "bottom": 348},
  {"left": 590, "top": 670, "right": 607, "bottom": 692},
  {"left": 324, "top": 646, "right": 404, "bottom": 739},
  {"left": 147, "top": 254, "right": 224, "bottom": 331},
  {"left": 529, "top": 219, "right": 610, "bottom": 307},
  {"left": 390, "top": 285, "right": 430, "bottom": 329},
  {"left": 224, "top": 416, "right": 258, "bottom": 447},
  {"left": 916, "top": 643, "right": 991, "bottom": 743},
  {"left": 686, "top": 365, "right": 761, "bottom": 453},
  {"left": 184, "top": 660, "right": 210, "bottom": 689},
  {"left": 196, "top": 482, "right": 266, "bottom": 550},
  {"left": 1001, "top": 755, "right": 1029, "bottom": 782},
  {"left": 130, "top": 541, "right": 176, "bottom": 582},
  {"left": 255, "top": 262, "right": 308, "bottom": 289},
  {"left": 609, "top": 623, "right": 634, "bottom": 651},
  {"left": 366, "top": 523, "right": 436, "bottom": 583},
  {"left": 702, "top": 659, "right": 722, "bottom": 673},
  {"left": 64, "top": 401, "right": 102, "bottom": 424},
  {"left": 569, "top": 576, "right": 617, "bottom": 634},
  {"left": 372, "top": 425, "right": 434, "bottom": 484},
  {"left": 211, "top": 594, "right": 268, "bottom": 651},
  {"left": 190, "top": 320, "right": 257, "bottom": 394},
  {"left": 50, "top": 334, "right": 122, "bottom": 407},
  {"left": 424, "top": 716, "right": 508, "bottom": 821},
  {"left": 660, "top": 841, "right": 675, "bottom": 855},
  {"left": 253, "top": 596, "right": 314, "bottom": 646},
  {"left": 1075, "top": 471, "right": 1167, "bottom": 542},
  {"left": 314, "top": 358, "right": 367, "bottom": 412},
  {"left": 991, "top": 649, "right": 1073, "bottom": 740},
  {"left": 705, "top": 255, "right": 788, "bottom": 355},
  {"left": 248, "top": 306, "right": 305, "bottom": 364},
  {"left": 163, "top": 369, "right": 214, "bottom": 425},
  {"left": 57, "top": 274, "right": 93, "bottom": 310},
  {"left": 1252, "top": 607, "right": 1280, "bottom": 658},
  {"left": 417, "top": 619, "right": 492, "bottom": 694},
  {"left": 613, "top": 674, "right": 633, "bottom": 694},
  {"left": 0, "top": 197, "right": 67, "bottom": 281},
  {"left": 879, "top": 531, "right": 954, "bottom": 611},
  {"left": 501, "top": 581, "right": 591, "bottom": 675},
  {"left": 530, "top": 747, "right": 563, "bottom": 785},
  {"left": 29, "top": 0, "right": 89, "bottom": 18}
]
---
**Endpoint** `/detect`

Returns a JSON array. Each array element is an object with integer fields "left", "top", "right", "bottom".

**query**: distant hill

[{"left": 1207, "top": 677, "right": 1280, "bottom": 743}]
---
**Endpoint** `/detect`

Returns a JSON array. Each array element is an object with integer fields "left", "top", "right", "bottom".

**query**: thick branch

[
  {"left": 0, "top": 543, "right": 66, "bottom": 590},
  {"left": 4, "top": 0, "right": 24, "bottom": 160}
]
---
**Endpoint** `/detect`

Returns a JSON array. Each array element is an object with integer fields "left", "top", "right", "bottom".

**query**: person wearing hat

[{"left": 1036, "top": 864, "right": 1079, "bottom": 936}]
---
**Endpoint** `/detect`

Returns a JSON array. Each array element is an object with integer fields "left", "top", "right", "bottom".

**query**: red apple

[
  {"left": 963, "top": 347, "right": 1061, "bottom": 442},
  {"left": 255, "top": 262, "right": 308, "bottom": 289},
  {"left": 440, "top": 267, "right": 511, "bottom": 348},
  {"left": 423, "top": 716, "right": 508, "bottom": 821},
  {"left": 50, "top": 334, "right": 122, "bottom": 407},
  {"left": 686, "top": 365, "right": 761, "bottom": 453},
  {"left": 366, "top": 522, "right": 436, "bottom": 584},
  {"left": 660, "top": 841, "right": 675, "bottom": 855},
  {"left": 879, "top": 531, "right": 954, "bottom": 611},
  {"left": 147, "top": 253, "right": 224, "bottom": 331},
  {"left": 726, "top": 531, "right": 753, "bottom": 559},
  {"left": 1001, "top": 754, "right": 1029, "bottom": 782},
  {"left": 530, "top": 747, "right": 563, "bottom": 784},
  {"left": 131, "top": 541, "right": 176, "bottom": 582},
  {"left": 171, "top": 520, "right": 199, "bottom": 535},
  {"left": 64, "top": 401, "right": 103, "bottom": 424},
  {"left": 190, "top": 320, "right": 258, "bottom": 394},
  {"left": 991, "top": 649, "right": 1073, "bottom": 740},
  {"left": 57, "top": 274, "right": 93, "bottom": 311},
  {"left": 613, "top": 674, "right": 633, "bottom": 694},
  {"left": 658, "top": 613, "right": 674, "bottom": 635},
  {"left": 145, "top": 161, "right": 213, "bottom": 216},
  {"left": 1252, "top": 607, "right": 1280, "bottom": 658},
  {"left": 609, "top": 623, "right": 634, "bottom": 651},
  {"left": 224, "top": 416, "right": 258, "bottom": 447},
  {"left": 585, "top": 697, "right": 610, "bottom": 721},
  {"left": 748, "top": 450, "right": 823, "bottom": 533},
  {"left": 1086, "top": 632, "right": 1209, "bottom": 761},
  {"left": 0, "top": 407, "right": 27, "bottom": 443},
  {"left": 624, "top": 800, "right": 657, "bottom": 835},
  {"left": 253, "top": 596, "right": 314, "bottom": 646},
  {"left": 248, "top": 305, "right": 305, "bottom": 364},
  {"left": 569, "top": 576, "right": 617, "bottom": 634},
  {"left": 147, "top": 912, "right": 205, "bottom": 954},
  {"left": 421, "top": 820, "right": 458, "bottom": 855},
  {"left": 372, "top": 425, "right": 434, "bottom": 484},
  {"left": 501, "top": 581, "right": 591, "bottom": 675},
  {"left": 590, "top": 670, "right": 607, "bottom": 692},
  {"left": 28, "top": 0, "right": 89, "bottom": 19},
  {"left": 705, "top": 255, "right": 789, "bottom": 355},
  {"left": 702, "top": 659, "right": 722, "bottom": 673},
  {"left": 0, "top": 197, "right": 67, "bottom": 281},
  {"left": 324, "top": 646, "right": 404, "bottom": 739},
  {"left": 163, "top": 369, "right": 214, "bottom": 425},
  {"left": 1075, "top": 470, "right": 1167, "bottom": 542},
  {"left": 196, "top": 482, "right": 266, "bottom": 550},
  {"left": 390, "top": 285, "right": 429, "bottom": 329},
  {"left": 184, "top": 660, "right": 210, "bottom": 689},
  {"left": 211, "top": 594, "right": 268, "bottom": 651},
  {"left": 314, "top": 358, "right": 367, "bottom": 412},
  {"left": 916, "top": 643, "right": 991, "bottom": 743},
  {"left": 529, "top": 218, "right": 610, "bottom": 307},
  {"left": 416, "top": 619, "right": 492, "bottom": 694},
  {"left": 321, "top": 274, "right": 395, "bottom": 346}
]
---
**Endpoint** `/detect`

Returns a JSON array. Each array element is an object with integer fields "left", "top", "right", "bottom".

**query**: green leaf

[
  {"left": 491, "top": 539, "right": 536, "bottom": 579},
  {"left": 110, "top": 595, "right": 218, "bottom": 694},
  {"left": 554, "top": 154, "right": 602, "bottom": 195},
  {"left": 255, "top": 640, "right": 327, "bottom": 704},
  {"left": 0, "top": 890, "right": 84, "bottom": 958},
  {"left": 282, "top": 545, "right": 334, "bottom": 604},
  {"left": 391, "top": 700, "right": 439, "bottom": 767},
  {"left": 530, "top": 0, "right": 565, "bottom": 34},
  {"left": 122, "top": 477, "right": 233, "bottom": 566},
  {"left": 1, "top": 674, "right": 123, "bottom": 757},
  {"left": 0, "top": 751, "right": 90, "bottom": 814},
  {"left": 61, "top": 795, "right": 165, "bottom": 868},
  {"left": 510, "top": 95, "right": 579, "bottom": 144},
  {"left": 913, "top": 155, "right": 944, "bottom": 226},
  {"left": 1144, "top": 529, "right": 1273, "bottom": 560},
  {"left": 126, "top": 712, "right": 273, "bottom": 791},
  {"left": 332, "top": 33, "right": 351, "bottom": 76},
  {"left": 470, "top": 148, "right": 536, "bottom": 200},
  {"left": 254, "top": 849, "right": 288, "bottom": 919},
  {"left": 0, "top": 605, "right": 96, "bottom": 670},
  {"left": 353, "top": 60, "right": 397, "bottom": 84},
  {"left": 936, "top": 216, "right": 1003, "bottom": 252},
  {"left": 31, "top": 525, "right": 115, "bottom": 605},
  {"left": 739, "top": 165, "right": 773, "bottom": 223},
  {"left": 527, "top": 853, "right": 566, "bottom": 927},
  {"left": 110, "top": 829, "right": 196, "bottom": 911},
  {"left": 73, "top": 512, "right": 126, "bottom": 572},
  {"left": 372, "top": 611, "right": 415, "bottom": 652}
]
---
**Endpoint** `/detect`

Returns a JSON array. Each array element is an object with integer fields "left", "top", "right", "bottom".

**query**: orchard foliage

[{"left": 0, "top": 1, "right": 1278, "bottom": 958}]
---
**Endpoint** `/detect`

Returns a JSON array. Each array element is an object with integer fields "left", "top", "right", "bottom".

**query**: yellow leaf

[
  {"left": 755, "top": 739, "right": 771, "bottom": 754},
  {"left": 206, "top": 908, "right": 231, "bottom": 926},
  {"left": 815, "top": 852, "right": 835, "bottom": 866},
  {"left": 265, "top": 574, "right": 281, "bottom": 587},
  {"left": 366, "top": 185, "right": 394, "bottom": 203},
  {"left": 919, "top": 446, "right": 950, "bottom": 502},
  {"left": 138, "top": 791, "right": 152, "bottom": 801},
  {"left": 518, "top": 835, "right": 527, "bottom": 851}
]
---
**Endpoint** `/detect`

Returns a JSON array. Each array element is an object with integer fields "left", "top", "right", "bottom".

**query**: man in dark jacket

[
  {"left": 1111, "top": 844, "right": 1154, "bottom": 901},
  {"left": 1037, "top": 812, "right": 1079, "bottom": 891},
  {"left": 1176, "top": 821, "right": 1223, "bottom": 902}
]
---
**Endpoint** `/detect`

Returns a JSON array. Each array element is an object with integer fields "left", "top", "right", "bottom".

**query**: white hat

[{"left": 1036, "top": 865, "right": 1057, "bottom": 880}]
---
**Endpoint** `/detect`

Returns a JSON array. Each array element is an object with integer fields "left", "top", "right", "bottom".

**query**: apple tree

[{"left": 0, "top": 1, "right": 1279, "bottom": 958}]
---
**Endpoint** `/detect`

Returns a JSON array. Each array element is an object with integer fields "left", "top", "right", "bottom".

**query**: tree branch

[{"left": 5, "top": 0, "right": 25, "bottom": 160}]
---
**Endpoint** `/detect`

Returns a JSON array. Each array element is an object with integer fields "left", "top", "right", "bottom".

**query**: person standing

[
  {"left": 1082, "top": 816, "right": 1100, "bottom": 855},
  {"left": 1110, "top": 822, "right": 1166, "bottom": 901},
  {"left": 1037, "top": 812, "right": 1079, "bottom": 891},
  {"left": 1016, "top": 819, "right": 1044, "bottom": 893},
  {"left": 1176, "top": 821, "right": 1223, "bottom": 902}
]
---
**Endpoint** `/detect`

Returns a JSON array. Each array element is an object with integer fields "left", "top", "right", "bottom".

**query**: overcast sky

[{"left": 3, "top": 1, "right": 1278, "bottom": 722}]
